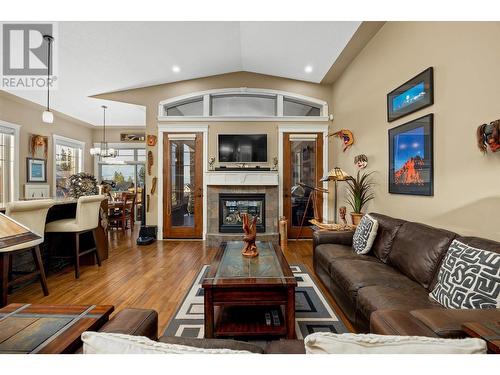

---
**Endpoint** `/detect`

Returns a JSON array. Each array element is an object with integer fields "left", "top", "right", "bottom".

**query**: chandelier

[{"left": 90, "top": 105, "right": 117, "bottom": 158}]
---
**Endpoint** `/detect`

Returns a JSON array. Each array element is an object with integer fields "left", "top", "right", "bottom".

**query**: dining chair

[
  {"left": 45, "top": 195, "right": 105, "bottom": 279},
  {"left": 1, "top": 199, "right": 55, "bottom": 304}
]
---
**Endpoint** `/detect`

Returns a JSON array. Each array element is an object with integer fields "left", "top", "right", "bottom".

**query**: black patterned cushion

[
  {"left": 430, "top": 240, "right": 500, "bottom": 309},
  {"left": 352, "top": 214, "right": 379, "bottom": 254}
]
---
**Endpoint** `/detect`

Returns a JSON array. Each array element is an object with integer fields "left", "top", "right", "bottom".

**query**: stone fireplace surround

[{"left": 206, "top": 172, "right": 279, "bottom": 247}]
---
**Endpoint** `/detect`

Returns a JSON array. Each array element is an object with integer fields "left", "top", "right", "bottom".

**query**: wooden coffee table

[
  {"left": 202, "top": 241, "right": 297, "bottom": 339},
  {"left": 462, "top": 321, "right": 500, "bottom": 354},
  {"left": 0, "top": 303, "right": 114, "bottom": 353}
]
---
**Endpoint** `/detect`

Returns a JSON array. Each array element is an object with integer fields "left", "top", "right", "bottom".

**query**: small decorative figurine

[
  {"left": 354, "top": 154, "right": 368, "bottom": 169},
  {"left": 147, "top": 135, "right": 157, "bottom": 147},
  {"left": 241, "top": 213, "right": 258, "bottom": 258},
  {"left": 339, "top": 206, "right": 347, "bottom": 225},
  {"left": 477, "top": 120, "right": 500, "bottom": 153},
  {"left": 208, "top": 156, "right": 216, "bottom": 171},
  {"left": 272, "top": 156, "right": 278, "bottom": 171},
  {"left": 328, "top": 129, "right": 354, "bottom": 152}
]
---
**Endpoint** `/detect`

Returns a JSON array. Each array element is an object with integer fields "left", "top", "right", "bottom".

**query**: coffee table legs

[
  {"left": 286, "top": 286, "right": 296, "bottom": 339},
  {"left": 204, "top": 288, "right": 214, "bottom": 338}
]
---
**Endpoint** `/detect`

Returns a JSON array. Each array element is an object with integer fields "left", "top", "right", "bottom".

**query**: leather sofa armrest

[
  {"left": 313, "top": 230, "right": 354, "bottom": 248},
  {"left": 98, "top": 308, "right": 159, "bottom": 341},
  {"left": 410, "top": 308, "right": 500, "bottom": 338}
]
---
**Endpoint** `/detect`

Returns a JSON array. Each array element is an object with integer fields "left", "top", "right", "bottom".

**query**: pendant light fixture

[
  {"left": 90, "top": 105, "right": 117, "bottom": 159},
  {"left": 42, "top": 35, "right": 54, "bottom": 124}
]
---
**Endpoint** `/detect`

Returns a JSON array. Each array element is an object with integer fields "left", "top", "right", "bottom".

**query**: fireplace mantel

[{"left": 205, "top": 171, "right": 278, "bottom": 186}]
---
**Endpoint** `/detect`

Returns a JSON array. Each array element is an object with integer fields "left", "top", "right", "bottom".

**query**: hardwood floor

[{"left": 10, "top": 227, "right": 354, "bottom": 334}]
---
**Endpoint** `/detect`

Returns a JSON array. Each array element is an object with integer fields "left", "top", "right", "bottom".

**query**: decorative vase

[
  {"left": 350, "top": 212, "right": 364, "bottom": 226},
  {"left": 279, "top": 216, "right": 288, "bottom": 249}
]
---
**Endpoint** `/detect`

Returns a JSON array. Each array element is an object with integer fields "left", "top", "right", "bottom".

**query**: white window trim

[
  {"left": 52, "top": 134, "right": 85, "bottom": 197},
  {"left": 0, "top": 120, "right": 20, "bottom": 202},
  {"left": 157, "top": 124, "right": 209, "bottom": 240},
  {"left": 158, "top": 88, "right": 329, "bottom": 122},
  {"left": 278, "top": 124, "right": 330, "bottom": 223}
]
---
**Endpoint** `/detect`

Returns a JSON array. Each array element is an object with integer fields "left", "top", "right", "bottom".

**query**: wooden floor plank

[{"left": 9, "top": 228, "right": 354, "bottom": 334}]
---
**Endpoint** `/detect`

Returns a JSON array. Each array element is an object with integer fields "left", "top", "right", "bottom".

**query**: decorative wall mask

[
  {"left": 147, "top": 135, "right": 157, "bottom": 147},
  {"left": 147, "top": 150, "right": 153, "bottom": 175},
  {"left": 29, "top": 134, "right": 48, "bottom": 159},
  {"left": 477, "top": 120, "right": 500, "bottom": 153},
  {"left": 354, "top": 154, "right": 368, "bottom": 169},
  {"left": 150, "top": 177, "right": 157, "bottom": 195},
  {"left": 328, "top": 129, "right": 354, "bottom": 152}
]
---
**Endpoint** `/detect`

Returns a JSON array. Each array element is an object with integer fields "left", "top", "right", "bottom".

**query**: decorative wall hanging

[
  {"left": 208, "top": 156, "right": 216, "bottom": 171},
  {"left": 147, "top": 150, "right": 153, "bottom": 175},
  {"left": 354, "top": 154, "right": 368, "bottom": 169},
  {"left": 387, "top": 67, "right": 434, "bottom": 122},
  {"left": 29, "top": 134, "right": 48, "bottom": 159},
  {"left": 389, "top": 114, "right": 434, "bottom": 196},
  {"left": 150, "top": 177, "right": 157, "bottom": 195},
  {"left": 476, "top": 120, "right": 500, "bottom": 153},
  {"left": 147, "top": 135, "right": 157, "bottom": 146},
  {"left": 68, "top": 172, "right": 98, "bottom": 198},
  {"left": 26, "top": 158, "right": 47, "bottom": 182},
  {"left": 121, "top": 133, "right": 146, "bottom": 142},
  {"left": 328, "top": 129, "right": 354, "bottom": 152},
  {"left": 146, "top": 194, "right": 150, "bottom": 212}
]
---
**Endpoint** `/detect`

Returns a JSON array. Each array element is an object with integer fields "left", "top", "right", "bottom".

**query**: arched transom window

[{"left": 158, "top": 88, "right": 328, "bottom": 121}]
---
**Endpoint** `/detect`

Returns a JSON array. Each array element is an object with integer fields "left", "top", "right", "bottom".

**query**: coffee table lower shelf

[{"left": 213, "top": 306, "right": 287, "bottom": 338}]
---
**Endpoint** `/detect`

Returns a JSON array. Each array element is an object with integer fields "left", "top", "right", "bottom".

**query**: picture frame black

[
  {"left": 26, "top": 157, "right": 47, "bottom": 183},
  {"left": 387, "top": 67, "right": 434, "bottom": 122},
  {"left": 389, "top": 114, "right": 433, "bottom": 196}
]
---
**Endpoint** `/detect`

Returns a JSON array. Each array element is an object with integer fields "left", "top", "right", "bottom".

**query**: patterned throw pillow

[
  {"left": 352, "top": 214, "right": 378, "bottom": 254},
  {"left": 430, "top": 240, "right": 500, "bottom": 309}
]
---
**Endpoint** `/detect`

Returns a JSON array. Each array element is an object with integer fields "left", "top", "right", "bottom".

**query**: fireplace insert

[{"left": 219, "top": 193, "right": 265, "bottom": 233}]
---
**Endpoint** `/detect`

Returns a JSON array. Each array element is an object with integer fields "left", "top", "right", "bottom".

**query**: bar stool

[
  {"left": 45, "top": 195, "right": 106, "bottom": 279},
  {"left": 1, "top": 199, "right": 55, "bottom": 304}
]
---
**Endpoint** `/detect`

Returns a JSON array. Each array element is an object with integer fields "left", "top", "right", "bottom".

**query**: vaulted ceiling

[{"left": 3, "top": 21, "right": 361, "bottom": 126}]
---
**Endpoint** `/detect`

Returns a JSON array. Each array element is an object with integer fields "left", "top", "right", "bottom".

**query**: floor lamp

[{"left": 320, "top": 167, "right": 352, "bottom": 223}]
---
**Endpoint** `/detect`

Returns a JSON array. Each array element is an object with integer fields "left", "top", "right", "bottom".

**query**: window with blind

[
  {"left": 0, "top": 125, "right": 16, "bottom": 208},
  {"left": 54, "top": 136, "right": 84, "bottom": 198}
]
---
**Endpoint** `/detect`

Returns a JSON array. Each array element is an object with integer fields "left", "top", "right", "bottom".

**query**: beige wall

[
  {"left": 0, "top": 91, "right": 94, "bottom": 198},
  {"left": 331, "top": 22, "right": 500, "bottom": 241},
  {"left": 96, "top": 71, "right": 332, "bottom": 225}
]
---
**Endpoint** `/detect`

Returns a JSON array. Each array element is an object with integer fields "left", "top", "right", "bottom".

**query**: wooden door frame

[
  {"left": 278, "top": 124, "right": 332, "bottom": 238},
  {"left": 157, "top": 124, "right": 208, "bottom": 240}
]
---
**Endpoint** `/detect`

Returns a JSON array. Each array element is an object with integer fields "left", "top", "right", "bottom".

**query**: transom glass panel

[{"left": 210, "top": 94, "right": 276, "bottom": 117}]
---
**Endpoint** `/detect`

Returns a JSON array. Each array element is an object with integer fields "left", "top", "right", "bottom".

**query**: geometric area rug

[{"left": 163, "top": 264, "right": 349, "bottom": 340}]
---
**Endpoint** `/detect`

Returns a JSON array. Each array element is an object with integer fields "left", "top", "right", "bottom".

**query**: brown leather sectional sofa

[{"left": 313, "top": 212, "right": 500, "bottom": 337}]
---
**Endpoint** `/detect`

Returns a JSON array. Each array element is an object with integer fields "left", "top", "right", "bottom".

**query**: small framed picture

[
  {"left": 120, "top": 133, "right": 145, "bottom": 142},
  {"left": 389, "top": 114, "right": 433, "bottom": 196},
  {"left": 387, "top": 67, "right": 434, "bottom": 122},
  {"left": 27, "top": 158, "right": 47, "bottom": 182}
]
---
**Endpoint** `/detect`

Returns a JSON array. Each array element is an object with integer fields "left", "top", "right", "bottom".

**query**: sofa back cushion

[
  {"left": 369, "top": 213, "right": 406, "bottom": 263},
  {"left": 388, "top": 222, "right": 456, "bottom": 289}
]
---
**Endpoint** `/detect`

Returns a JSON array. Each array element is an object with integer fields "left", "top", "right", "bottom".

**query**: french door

[
  {"left": 283, "top": 133, "right": 323, "bottom": 239},
  {"left": 163, "top": 132, "right": 203, "bottom": 239}
]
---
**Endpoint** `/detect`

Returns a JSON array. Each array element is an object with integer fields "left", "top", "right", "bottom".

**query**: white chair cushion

[
  {"left": 45, "top": 218, "right": 81, "bottom": 233},
  {"left": 304, "top": 332, "right": 486, "bottom": 354},
  {"left": 81, "top": 332, "right": 253, "bottom": 354}
]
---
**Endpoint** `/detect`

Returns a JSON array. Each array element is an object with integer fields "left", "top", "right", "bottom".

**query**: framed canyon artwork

[
  {"left": 387, "top": 67, "right": 433, "bottom": 122},
  {"left": 389, "top": 114, "right": 433, "bottom": 196}
]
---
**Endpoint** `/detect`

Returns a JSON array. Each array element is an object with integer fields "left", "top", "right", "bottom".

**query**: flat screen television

[{"left": 218, "top": 134, "right": 267, "bottom": 162}]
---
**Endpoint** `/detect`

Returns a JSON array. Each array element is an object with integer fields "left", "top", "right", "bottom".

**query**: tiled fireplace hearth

[{"left": 206, "top": 172, "right": 279, "bottom": 247}]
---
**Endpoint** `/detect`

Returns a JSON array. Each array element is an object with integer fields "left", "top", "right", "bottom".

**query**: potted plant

[{"left": 345, "top": 170, "right": 375, "bottom": 225}]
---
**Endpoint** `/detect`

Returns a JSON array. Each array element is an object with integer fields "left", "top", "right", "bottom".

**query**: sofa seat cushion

[
  {"left": 315, "top": 244, "right": 379, "bottom": 273},
  {"left": 370, "top": 310, "right": 439, "bottom": 337},
  {"left": 388, "top": 222, "right": 457, "bottom": 290},
  {"left": 329, "top": 260, "right": 419, "bottom": 303},
  {"left": 369, "top": 213, "right": 406, "bottom": 263},
  {"left": 410, "top": 308, "right": 500, "bottom": 338},
  {"left": 159, "top": 336, "right": 265, "bottom": 354},
  {"left": 356, "top": 285, "right": 440, "bottom": 322}
]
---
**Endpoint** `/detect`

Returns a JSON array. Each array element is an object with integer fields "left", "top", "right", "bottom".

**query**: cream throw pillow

[
  {"left": 304, "top": 332, "right": 486, "bottom": 354},
  {"left": 82, "top": 332, "right": 253, "bottom": 354}
]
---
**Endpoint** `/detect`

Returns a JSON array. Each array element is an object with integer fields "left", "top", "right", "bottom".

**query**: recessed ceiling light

[
  {"left": 172, "top": 65, "right": 180, "bottom": 73},
  {"left": 304, "top": 65, "right": 313, "bottom": 74}
]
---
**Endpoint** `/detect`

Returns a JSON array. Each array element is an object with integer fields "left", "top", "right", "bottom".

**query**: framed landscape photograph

[
  {"left": 26, "top": 158, "right": 47, "bottom": 182},
  {"left": 387, "top": 67, "right": 433, "bottom": 122},
  {"left": 389, "top": 114, "right": 433, "bottom": 196}
]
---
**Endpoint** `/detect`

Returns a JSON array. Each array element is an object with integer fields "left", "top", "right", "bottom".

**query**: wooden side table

[{"left": 462, "top": 321, "right": 500, "bottom": 354}]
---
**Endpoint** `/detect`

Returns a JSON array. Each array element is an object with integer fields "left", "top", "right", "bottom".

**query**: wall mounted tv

[{"left": 218, "top": 134, "right": 268, "bottom": 162}]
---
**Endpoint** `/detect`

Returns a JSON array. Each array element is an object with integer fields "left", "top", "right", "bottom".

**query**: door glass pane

[
  {"left": 290, "top": 140, "right": 316, "bottom": 227},
  {"left": 170, "top": 139, "right": 195, "bottom": 227}
]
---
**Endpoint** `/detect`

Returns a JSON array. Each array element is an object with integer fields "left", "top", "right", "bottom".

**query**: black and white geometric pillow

[
  {"left": 352, "top": 214, "right": 379, "bottom": 255},
  {"left": 430, "top": 240, "right": 500, "bottom": 309}
]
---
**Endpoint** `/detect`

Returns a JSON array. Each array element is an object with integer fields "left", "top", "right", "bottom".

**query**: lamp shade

[
  {"left": 42, "top": 110, "right": 54, "bottom": 124},
  {"left": 320, "top": 167, "right": 351, "bottom": 182}
]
